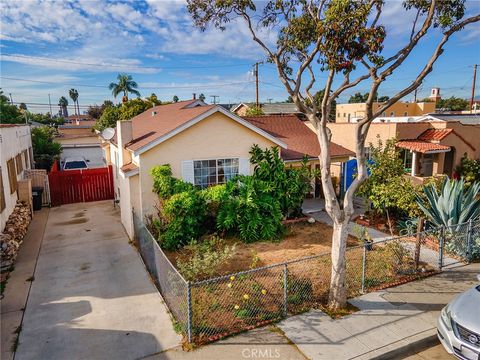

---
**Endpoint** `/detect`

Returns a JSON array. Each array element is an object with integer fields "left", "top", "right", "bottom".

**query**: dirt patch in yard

[
  {"left": 166, "top": 221, "right": 359, "bottom": 276},
  {"left": 55, "top": 218, "right": 88, "bottom": 225}
]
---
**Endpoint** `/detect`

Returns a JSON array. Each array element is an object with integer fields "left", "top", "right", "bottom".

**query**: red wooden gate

[{"left": 48, "top": 166, "right": 114, "bottom": 206}]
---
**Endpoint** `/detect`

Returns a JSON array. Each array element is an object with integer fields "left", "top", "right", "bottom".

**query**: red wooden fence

[{"left": 48, "top": 166, "right": 114, "bottom": 206}]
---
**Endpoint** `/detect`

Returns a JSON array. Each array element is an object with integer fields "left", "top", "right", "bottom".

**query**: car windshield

[{"left": 64, "top": 161, "right": 87, "bottom": 169}]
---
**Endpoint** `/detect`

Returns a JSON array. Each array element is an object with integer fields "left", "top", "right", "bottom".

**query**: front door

[{"left": 421, "top": 154, "right": 434, "bottom": 176}]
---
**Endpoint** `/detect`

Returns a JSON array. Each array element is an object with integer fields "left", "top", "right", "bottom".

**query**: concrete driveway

[{"left": 15, "top": 200, "right": 181, "bottom": 360}]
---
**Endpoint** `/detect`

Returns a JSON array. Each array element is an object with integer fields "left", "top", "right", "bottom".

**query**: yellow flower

[
  {"left": 230, "top": 276, "right": 235, "bottom": 281},
  {"left": 227, "top": 283, "right": 232, "bottom": 288},
  {"left": 234, "top": 305, "right": 240, "bottom": 310},
  {"left": 243, "top": 294, "right": 250, "bottom": 300},
  {"left": 261, "top": 289, "right": 267, "bottom": 295}
]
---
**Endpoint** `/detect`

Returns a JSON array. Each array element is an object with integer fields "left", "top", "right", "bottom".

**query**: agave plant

[{"left": 416, "top": 177, "right": 480, "bottom": 228}]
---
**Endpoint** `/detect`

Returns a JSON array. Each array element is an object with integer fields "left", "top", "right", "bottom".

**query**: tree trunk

[{"left": 328, "top": 220, "right": 349, "bottom": 309}]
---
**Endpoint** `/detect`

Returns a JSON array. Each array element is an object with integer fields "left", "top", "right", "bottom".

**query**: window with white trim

[{"left": 194, "top": 158, "right": 239, "bottom": 188}]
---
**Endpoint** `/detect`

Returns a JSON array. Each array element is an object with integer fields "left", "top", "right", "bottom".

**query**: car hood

[{"left": 450, "top": 285, "right": 480, "bottom": 333}]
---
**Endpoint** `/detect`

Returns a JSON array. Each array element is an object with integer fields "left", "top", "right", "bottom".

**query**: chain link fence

[
  {"left": 133, "top": 213, "right": 189, "bottom": 335},
  {"left": 133, "top": 214, "right": 479, "bottom": 345}
]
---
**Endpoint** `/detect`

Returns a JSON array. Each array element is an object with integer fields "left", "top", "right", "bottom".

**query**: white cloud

[{"left": 1, "top": 54, "right": 158, "bottom": 74}]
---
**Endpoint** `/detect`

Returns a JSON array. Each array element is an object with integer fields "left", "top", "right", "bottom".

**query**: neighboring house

[
  {"left": 57, "top": 121, "right": 104, "bottom": 168},
  {"left": 328, "top": 118, "right": 480, "bottom": 180},
  {"left": 243, "top": 114, "right": 354, "bottom": 196},
  {"left": 232, "top": 102, "right": 300, "bottom": 116},
  {"left": 103, "top": 99, "right": 286, "bottom": 238},
  {"left": 0, "top": 124, "right": 33, "bottom": 230},
  {"left": 336, "top": 101, "right": 436, "bottom": 123},
  {"left": 418, "top": 113, "right": 480, "bottom": 126},
  {"left": 65, "top": 114, "right": 93, "bottom": 123}
]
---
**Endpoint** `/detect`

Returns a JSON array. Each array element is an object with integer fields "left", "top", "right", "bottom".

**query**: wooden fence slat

[{"left": 48, "top": 166, "right": 114, "bottom": 206}]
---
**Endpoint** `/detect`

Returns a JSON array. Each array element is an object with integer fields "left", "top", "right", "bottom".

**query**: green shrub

[
  {"left": 176, "top": 236, "right": 236, "bottom": 281},
  {"left": 201, "top": 184, "right": 227, "bottom": 232},
  {"left": 455, "top": 156, "right": 480, "bottom": 189},
  {"left": 160, "top": 190, "right": 207, "bottom": 250},
  {"left": 150, "top": 165, "right": 194, "bottom": 199},
  {"left": 250, "top": 145, "right": 312, "bottom": 218},
  {"left": 217, "top": 176, "right": 283, "bottom": 242},
  {"left": 287, "top": 276, "right": 313, "bottom": 305}
]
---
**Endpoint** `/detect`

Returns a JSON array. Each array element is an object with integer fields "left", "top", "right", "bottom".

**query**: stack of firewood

[{"left": 0, "top": 202, "right": 31, "bottom": 271}]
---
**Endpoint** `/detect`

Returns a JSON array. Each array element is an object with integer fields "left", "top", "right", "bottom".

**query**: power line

[
  {"left": 0, "top": 53, "right": 254, "bottom": 70},
  {"left": 0, "top": 76, "right": 255, "bottom": 90}
]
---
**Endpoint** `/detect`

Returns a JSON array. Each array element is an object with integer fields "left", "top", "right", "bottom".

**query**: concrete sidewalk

[
  {"left": 14, "top": 201, "right": 181, "bottom": 360},
  {"left": 278, "top": 263, "right": 479, "bottom": 360},
  {"left": 1, "top": 208, "right": 49, "bottom": 360}
]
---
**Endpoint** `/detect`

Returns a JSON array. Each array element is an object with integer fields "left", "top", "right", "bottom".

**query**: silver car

[{"left": 438, "top": 275, "right": 480, "bottom": 360}]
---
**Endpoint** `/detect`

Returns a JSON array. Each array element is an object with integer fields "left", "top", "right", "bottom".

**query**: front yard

[{"left": 166, "top": 221, "right": 359, "bottom": 277}]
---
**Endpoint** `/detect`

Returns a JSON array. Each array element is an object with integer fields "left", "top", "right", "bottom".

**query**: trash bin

[{"left": 32, "top": 187, "right": 44, "bottom": 211}]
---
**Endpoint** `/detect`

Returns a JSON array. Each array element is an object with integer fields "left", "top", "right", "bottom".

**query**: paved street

[{"left": 14, "top": 201, "right": 181, "bottom": 360}]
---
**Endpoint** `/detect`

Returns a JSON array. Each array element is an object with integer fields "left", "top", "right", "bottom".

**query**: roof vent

[{"left": 152, "top": 111, "right": 157, "bottom": 117}]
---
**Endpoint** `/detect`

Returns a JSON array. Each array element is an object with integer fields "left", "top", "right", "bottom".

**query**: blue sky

[{"left": 0, "top": 0, "right": 479, "bottom": 114}]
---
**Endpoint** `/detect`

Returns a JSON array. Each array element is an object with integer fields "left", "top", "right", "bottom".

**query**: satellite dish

[{"left": 101, "top": 127, "right": 115, "bottom": 140}]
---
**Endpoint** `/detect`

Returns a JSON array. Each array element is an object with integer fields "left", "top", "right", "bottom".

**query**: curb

[{"left": 370, "top": 333, "right": 439, "bottom": 360}]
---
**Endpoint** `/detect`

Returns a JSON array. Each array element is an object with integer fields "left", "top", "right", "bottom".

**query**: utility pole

[
  {"left": 253, "top": 62, "right": 263, "bottom": 108},
  {"left": 9, "top": 93, "right": 13, "bottom": 104},
  {"left": 414, "top": 87, "right": 418, "bottom": 103},
  {"left": 267, "top": 98, "right": 273, "bottom": 103},
  {"left": 210, "top": 95, "right": 219, "bottom": 104},
  {"left": 48, "top": 93, "right": 53, "bottom": 118},
  {"left": 470, "top": 64, "right": 477, "bottom": 114}
]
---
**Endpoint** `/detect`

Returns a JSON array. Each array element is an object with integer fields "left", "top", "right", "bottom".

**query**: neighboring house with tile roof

[
  {"left": 102, "top": 99, "right": 288, "bottom": 238},
  {"left": 243, "top": 114, "right": 354, "bottom": 198},
  {"left": 56, "top": 120, "right": 104, "bottom": 168},
  {"left": 328, "top": 118, "right": 480, "bottom": 180}
]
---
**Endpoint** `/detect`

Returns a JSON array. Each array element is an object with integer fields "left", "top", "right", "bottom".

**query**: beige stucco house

[
  {"left": 103, "top": 100, "right": 287, "bottom": 238},
  {"left": 327, "top": 114, "right": 480, "bottom": 181},
  {"left": 335, "top": 101, "right": 436, "bottom": 123}
]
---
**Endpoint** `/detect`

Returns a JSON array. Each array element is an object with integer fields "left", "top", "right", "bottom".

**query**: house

[
  {"left": 56, "top": 121, "right": 104, "bottom": 168},
  {"left": 232, "top": 102, "right": 300, "bottom": 116},
  {"left": 243, "top": 114, "right": 354, "bottom": 196},
  {"left": 335, "top": 101, "right": 436, "bottom": 123},
  {"left": 0, "top": 124, "right": 33, "bottom": 230},
  {"left": 417, "top": 113, "right": 480, "bottom": 126},
  {"left": 103, "top": 99, "right": 287, "bottom": 238},
  {"left": 327, "top": 118, "right": 480, "bottom": 180},
  {"left": 65, "top": 114, "right": 93, "bottom": 123}
]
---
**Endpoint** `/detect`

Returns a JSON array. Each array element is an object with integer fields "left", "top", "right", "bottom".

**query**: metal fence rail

[{"left": 132, "top": 215, "right": 479, "bottom": 345}]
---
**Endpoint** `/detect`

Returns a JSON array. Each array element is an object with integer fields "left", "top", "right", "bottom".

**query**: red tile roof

[
  {"left": 243, "top": 115, "right": 354, "bottom": 160},
  {"left": 396, "top": 140, "right": 450, "bottom": 153},
  {"left": 417, "top": 128, "right": 453, "bottom": 141},
  {"left": 125, "top": 100, "right": 216, "bottom": 151}
]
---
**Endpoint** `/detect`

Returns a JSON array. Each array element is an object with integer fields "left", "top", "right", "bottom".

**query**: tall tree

[
  {"left": 58, "top": 96, "right": 69, "bottom": 118},
  {"left": 436, "top": 96, "right": 469, "bottom": 111},
  {"left": 199, "top": 93, "right": 206, "bottom": 101},
  {"left": 69, "top": 88, "right": 79, "bottom": 120},
  {"left": 187, "top": 0, "right": 480, "bottom": 309},
  {"left": 109, "top": 74, "right": 141, "bottom": 103},
  {"left": 173, "top": 95, "right": 179, "bottom": 103}
]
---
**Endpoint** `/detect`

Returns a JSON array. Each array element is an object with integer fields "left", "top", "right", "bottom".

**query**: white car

[
  {"left": 438, "top": 274, "right": 480, "bottom": 359},
  {"left": 62, "top": 157, "right": 89, "bottom": 171}
]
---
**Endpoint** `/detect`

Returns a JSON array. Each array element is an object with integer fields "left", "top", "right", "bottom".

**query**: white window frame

[{"left": 193, "top": 157, "right": 240, "bottom": 188}]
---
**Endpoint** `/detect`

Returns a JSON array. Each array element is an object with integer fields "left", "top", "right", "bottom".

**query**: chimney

[
  {"left": 117, "top": 120, "right": 133, "bottom": 166},
  {"left": 193, "top": 93, "right": 196, "bottom": 100}
]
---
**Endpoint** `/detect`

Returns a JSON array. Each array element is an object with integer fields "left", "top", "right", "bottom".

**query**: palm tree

[
  {"left": 109, "top": 74, "right": 141, "bottom": 103},
  {"left": 69, "top": 89, "right": 79, "bottom": 120},
  {"left": 58, "top": 96, "right": 69, "bottom": 118},
  {"left": 199, "top": 93, "right": 206, "bottom": 102}
]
